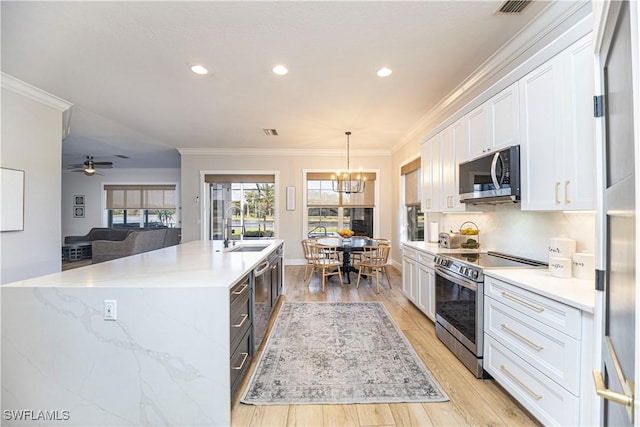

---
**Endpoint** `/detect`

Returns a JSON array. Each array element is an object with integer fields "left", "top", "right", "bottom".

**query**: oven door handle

[{"left": 435, "top": 266, "right": 478, "bottom": 291}]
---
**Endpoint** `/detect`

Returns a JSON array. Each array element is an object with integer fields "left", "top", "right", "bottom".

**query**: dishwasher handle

[{"left": 254, "top": 260, "right": 270, "bottom": 276}]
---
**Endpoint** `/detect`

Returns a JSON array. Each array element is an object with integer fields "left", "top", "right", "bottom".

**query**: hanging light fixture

[{"left": 332, "top": 131, "right": 366, "bottom": 194}]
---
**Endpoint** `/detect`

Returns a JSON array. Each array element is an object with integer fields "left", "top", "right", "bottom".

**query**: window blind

[
  {"left": 401, "top": 158, "right": 421, "bottom": 206},
  {"left": 105, "top": 185, "right": 176, "bottom": 209},
  {"left": 306, "top": 172, "right": 376, "bottom": 207}
]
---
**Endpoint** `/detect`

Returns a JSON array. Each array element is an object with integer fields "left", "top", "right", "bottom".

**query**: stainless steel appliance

[
  {"left": 252, "top": 246, "right": 283, "bottom": 353},
  {"left": 434, "top": 251, "right": 546, "bottom": 378},
  {"left": 438, "top": 232, "right": 461, "bottom": 249},
  {"left": 459, "top": 145, "right": 521, "bottom": 204}
]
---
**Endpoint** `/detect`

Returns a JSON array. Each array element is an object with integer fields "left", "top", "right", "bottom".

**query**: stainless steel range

[{"left": 433, "top": 251, "right": 546, "bottom": 378}]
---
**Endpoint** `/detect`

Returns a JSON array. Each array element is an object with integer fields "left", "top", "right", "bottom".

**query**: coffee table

[{"left": 62, "top": 241, "right": 92, "bottom": 262}]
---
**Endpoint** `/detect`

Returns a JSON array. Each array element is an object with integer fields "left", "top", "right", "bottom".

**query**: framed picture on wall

[
  {"left": 74, "top": 195, "right": 85, "bottom": 206},
  {"left": 74, "top": 207, "right": 85, "bottom": 218}
]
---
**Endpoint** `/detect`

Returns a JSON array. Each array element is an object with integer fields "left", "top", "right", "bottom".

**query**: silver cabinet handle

[
  {"left": 501, "top": 323, "right": 544, "bottom": 351},
  {"left": 231, "top": 352, "right": 249, "bottom": 370},
  {"left": 565, "top": 181, "right": 571, "bottom": 204},
  {"left": 231, "top": 283, "right": 248, "bottom": 295},
  {"left": 501, "top": 365, "right": 542, "bottom": 400},
  {"left": 555, "top": 182, "right": 561, "bottom": 205},
  {"left": 501, "top": 291, "right": 545, "bottom": 313},
  {"left": 232, "top": 314, "right": 248, "bottom": 328}
]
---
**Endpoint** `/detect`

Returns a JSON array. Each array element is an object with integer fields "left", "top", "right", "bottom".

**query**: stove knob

[
  {"left": 472, "top": 270, "right": 479, "bottom": 279},
  {"left": 460, "top": 266, "right": 467, "bottom": 275}
]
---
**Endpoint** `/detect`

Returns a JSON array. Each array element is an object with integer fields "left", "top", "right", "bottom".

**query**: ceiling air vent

[
  {"left": 263, "top": 128, "right": 279, "bottom": 136},
  {"left": 495, "top": 0, "right": 531, "bottom": 14}
]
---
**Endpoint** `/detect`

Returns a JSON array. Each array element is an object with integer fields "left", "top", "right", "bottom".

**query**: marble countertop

[
  {"left": 401, "top": 240, "right": 595, "bottom": 313},
  {"left": 401, "top": 240, "right": 479, "bottom": 255},
  {"left": 4, "top": 240, "right": 284, "bottom": 289},
  {"left": 484, "top": 268, "right": 596, "bottom": 313}
]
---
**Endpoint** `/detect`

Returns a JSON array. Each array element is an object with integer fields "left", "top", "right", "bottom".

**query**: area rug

[{"left": 241, "top": 301, "right": 449, "bottom": 405}]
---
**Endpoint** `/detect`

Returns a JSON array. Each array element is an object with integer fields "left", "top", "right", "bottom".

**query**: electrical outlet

[{"left": 104, "top": 300, "right": 117, "bottom": 321}]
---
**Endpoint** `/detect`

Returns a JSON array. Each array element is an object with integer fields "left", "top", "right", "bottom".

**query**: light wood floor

[{"left": 231, "top": 265, "right": 541, "bottom": 427}]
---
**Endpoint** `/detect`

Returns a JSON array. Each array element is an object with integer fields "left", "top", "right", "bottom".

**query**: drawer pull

[
  {"left": 501, "top": 323, "right": 544, "bottom": 351},
  {"left": 232, "top": 314, "right": 249, "bottom": 328},
  {"left": 232, "top": 352, "right": 249, "bottom": 370},
  {"left": 501, "top": 291, "right": 544, "bottom": 313},
  {"left": 232, "top": 284, "right": 248, "bottom": 295},
  {"left": 500, "top": 364, "right": 543, "bottom": 400}
]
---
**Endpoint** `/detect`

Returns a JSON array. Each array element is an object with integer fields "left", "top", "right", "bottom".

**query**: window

[
  {"left": 105, "top": 185, "right": 177, "bottom": 228},
  {"left": 305, "top": 172, "right": 376, "bottom": 237},
  {"left": 402, "top": 158, "right": 423, "bottom": 240}
]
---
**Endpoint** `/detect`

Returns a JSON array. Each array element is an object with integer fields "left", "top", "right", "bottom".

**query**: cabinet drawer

[
  {"left": 485, "top": 276, "right": 581, "bottom": 339},
  {"left": 484, "top": 336, "right": 579, "bottom": 426},
  {"left": 485, "top": 297, "right": 580, "bottom": 394},
  {"left": 230, "top": 275, "right": 250, "bottom": 306},
  {"left": 403, "top": 247, "right": 417, "bottom": 260},
  {"left": 417, "top": 252, "right": 435, "bottom": 266},
  {"left": 230, "top": 282, "right": 251, "bottom": 352},
  {"left": 230, "top": 327, "right": 253, "bottom": 398}
]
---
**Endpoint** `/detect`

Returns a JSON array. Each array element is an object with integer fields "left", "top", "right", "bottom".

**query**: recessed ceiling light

[
  {"left": 272, "top": 65, "right": 288, "bottom": 76},
  {"left": 377, "top": 67, "right": 392, "bottom": 77},
  {"left": 191, "top": 65, "right": 209, "bottom": 75}
]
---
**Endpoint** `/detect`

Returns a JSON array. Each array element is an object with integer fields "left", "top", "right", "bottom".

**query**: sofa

[
  {"left": 92, "top": 228, "right": 182, "bottom": 264},
  {"left": 64, "top": 228, "right": 132, "bottom": 244}
]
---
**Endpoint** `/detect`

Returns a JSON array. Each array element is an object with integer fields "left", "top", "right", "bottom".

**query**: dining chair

[
  {"left": 301, "top": 238, "right": 319, "bottom": 282},
  {"left": 373, "top": 238, "right": 391, "bottom": 245},
  {"left": 350, "top": 236, "right": 370, "bottom": 263},
  {"left": 308, "top": 243, "right": 343, "bottom": 292},
  {"left": 355, "top": 245, "right": 392, "bottom": 294}
]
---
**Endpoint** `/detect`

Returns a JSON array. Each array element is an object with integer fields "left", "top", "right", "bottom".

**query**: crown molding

[
  {"left": 177, "top": 147, "right": 391, "bottom": 157},
  {"left": 390, "top": 0, "right": 591, "bottom": 154},
  {"left": 1, "top": 73, "right": 73, "bottom": 112}
]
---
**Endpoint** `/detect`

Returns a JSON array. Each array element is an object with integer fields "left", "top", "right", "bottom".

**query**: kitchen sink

[{"left": 226, "top": 245, "right": 269, "bottom": 253}]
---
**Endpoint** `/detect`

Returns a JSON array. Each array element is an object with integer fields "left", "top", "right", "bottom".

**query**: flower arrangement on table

[{"left": 338, "top": 228, "right": 355, "bottom": 238}]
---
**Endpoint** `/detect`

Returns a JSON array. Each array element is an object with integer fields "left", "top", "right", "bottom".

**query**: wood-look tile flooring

[{"left": 232, "top": 265, "right": 541, "bottom": 427}]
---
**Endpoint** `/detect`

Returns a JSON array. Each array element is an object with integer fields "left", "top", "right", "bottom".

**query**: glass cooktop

[{"left": 444, "top": 251, "right": 547, "bottom": 268}]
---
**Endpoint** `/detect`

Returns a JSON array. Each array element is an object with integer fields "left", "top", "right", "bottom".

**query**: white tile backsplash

[{"left": 430, "top": 204, "right": 595, "bottom": 262}]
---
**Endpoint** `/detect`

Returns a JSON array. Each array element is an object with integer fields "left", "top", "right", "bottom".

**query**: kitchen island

[{"left": 1, "top": 239, "right": 284, "bottom": 427}]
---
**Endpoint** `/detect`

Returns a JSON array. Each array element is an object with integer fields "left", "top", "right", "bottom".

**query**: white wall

[
  {"left": 0, "top": 84, "right": 69, "bottom": 284},
  {"left": 61, "top": 168, "right": 181, "bottom": 239},
  {"left": 180, "top": 151, "right": 392, "bottom": 262}
]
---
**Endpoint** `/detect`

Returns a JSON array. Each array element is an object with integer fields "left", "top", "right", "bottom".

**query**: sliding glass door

[{"left": 209, "top": 181, "right": 275, "bottom": 241}]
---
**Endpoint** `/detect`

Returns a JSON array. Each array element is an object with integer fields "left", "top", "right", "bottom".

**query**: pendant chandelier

[{"left": 332, "top": 131, "right": 366, "bottom": 194}]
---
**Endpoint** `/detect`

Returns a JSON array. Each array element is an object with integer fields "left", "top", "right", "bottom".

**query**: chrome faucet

[
  {"left": 223, "top": 205, "right": 242, "bottom": 248},
  {"left": 308, "top": 225, "right": 327, "bottom": 237}
]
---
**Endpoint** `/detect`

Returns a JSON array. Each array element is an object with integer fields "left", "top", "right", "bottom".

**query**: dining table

[{"left": 316, "top": 237, "right": 378, "bottom": 284}]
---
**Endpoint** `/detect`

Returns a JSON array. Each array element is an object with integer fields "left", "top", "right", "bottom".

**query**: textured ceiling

[{"left": 1, "top": 1, "right": 554, "bottom": 169}]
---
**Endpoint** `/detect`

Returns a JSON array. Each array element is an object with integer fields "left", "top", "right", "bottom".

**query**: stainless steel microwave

[{"left": 458, "top": 145, "right": 520, "bottom": 204}]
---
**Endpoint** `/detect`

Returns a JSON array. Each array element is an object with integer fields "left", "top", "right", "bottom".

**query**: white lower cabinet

[
  {"left": 484, "top": 336, "right": 580, "bottom": 426},
  {"left": 484, "top": 275, "right": 594, "bottom": 426},
  {"left": 402, "top": 246, "right": 435, "bottom": 321}
]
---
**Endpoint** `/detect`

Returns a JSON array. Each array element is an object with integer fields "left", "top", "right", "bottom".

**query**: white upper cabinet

[
  {"left": 440, "top": 118, "right": 467, "bottom": 212},
  {"left": 468, "top": 82, "right": 520, "bottom": 160},
  {"left": 421, "top": 134, "right": 441, "bottom": 213},
  {"left": 520, "top": 35, "right": 595, "bottom": 211}
]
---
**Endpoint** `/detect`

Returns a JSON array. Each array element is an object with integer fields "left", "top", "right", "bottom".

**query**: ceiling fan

[{"left": 67, "top": 156, "right": 113, "bottom": 176}]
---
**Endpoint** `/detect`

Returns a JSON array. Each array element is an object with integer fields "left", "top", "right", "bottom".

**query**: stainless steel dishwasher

[{"left": 252, "top": 248, "right": 283, "bottom": 353}]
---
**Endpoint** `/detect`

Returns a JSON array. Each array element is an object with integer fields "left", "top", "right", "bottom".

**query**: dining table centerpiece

[{"left": 338, "top": 228, "right": 355, "bottom": 239}]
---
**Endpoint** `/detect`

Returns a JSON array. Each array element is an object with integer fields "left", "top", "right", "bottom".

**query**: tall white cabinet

[
  {"left": 520, "top": 35, "right": 595, "bottom": 211},
  {"left": 440, "top": 118, "right": 468, "bottom": 212},
  {"left": 421, "top": 134, "right": 441, "bottom": 213},
  {"left": 467, "top": 82, "right": 520, "bottom": 160}
]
